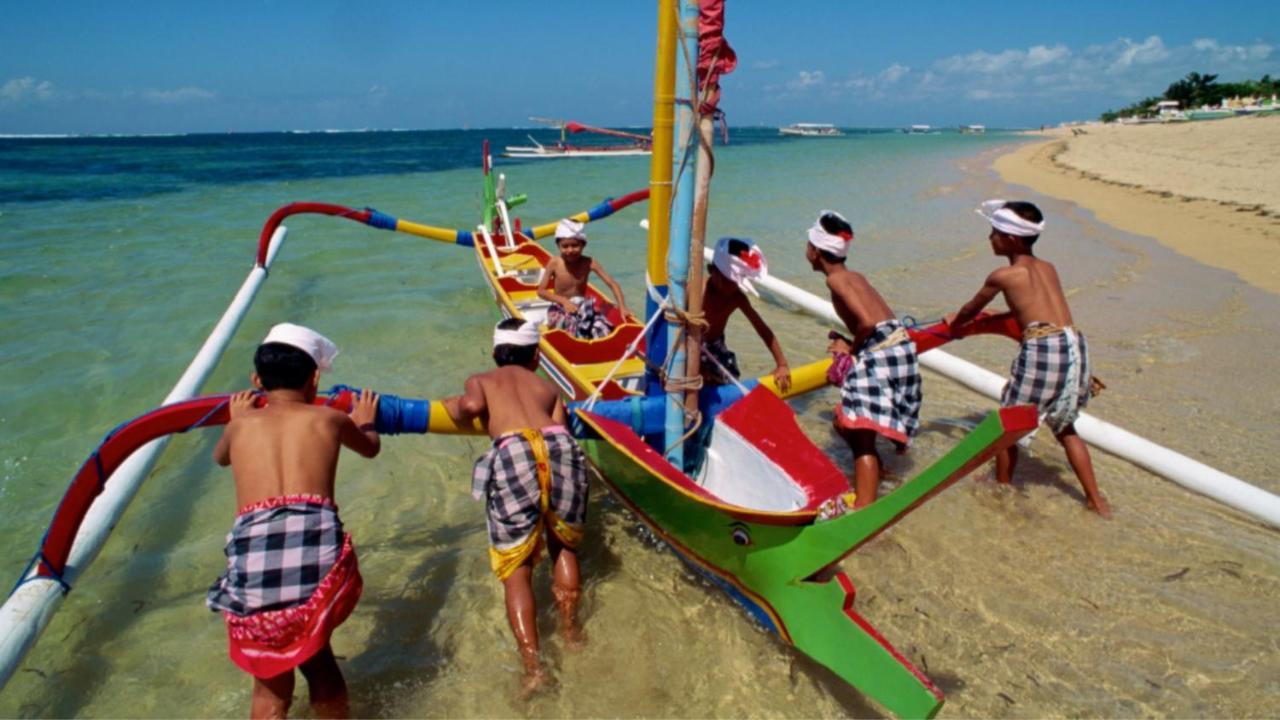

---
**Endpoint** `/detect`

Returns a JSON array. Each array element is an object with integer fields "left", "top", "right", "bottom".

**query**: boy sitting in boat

[
  {"left": 208, "top": 323, "right": 381, "bottom": 719},
  {"left": 946, "top": 200, "right": 1110, "bottom": 517},
  {"left": 538, "top": 218, "right": 631, "bottom": 339},
  {"left": 701, "top": 237, "right": 792, "bottom": 392},
  {"left": 444, "top": 318, "right": 591, "bottom": 696},
  {"left": 806, "top": 211, "right": 922, "bottom": 509}
]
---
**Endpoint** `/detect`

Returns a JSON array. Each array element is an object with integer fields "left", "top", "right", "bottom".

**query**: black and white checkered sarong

[
  {"left": 836, "top": 320, "right": 922, "bottom": 448},
  {"left": 546, "top": 296, "right": 614, "bottom": 340},
  {"left": 207, "top": 496, "right": 345, "bottom": 617},
  {"left": 701, "top": 336, "right": 741, "bottom": 385},
  {"left": 1001, "top": 323, "right": 1091, "bottom": 436},
  {"left": 471, "top": 427, "right": 589, "bottom": 550}
]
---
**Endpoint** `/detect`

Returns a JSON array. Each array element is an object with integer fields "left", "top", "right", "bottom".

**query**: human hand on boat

[
  {"left": 826, "top": 331, "right": 854, "bottom": 355},
  {"left": 227, "top": 390, "right": 257, "bottom": 420},
  {"left": 350, "top": 388, "right": 380, "bottom": 432},
  {"left": 772, "top": 364, "right": 792, "bottom": 393}
]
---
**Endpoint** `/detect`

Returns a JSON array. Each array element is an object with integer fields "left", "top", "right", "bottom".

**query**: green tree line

[{"left": 1099, "top": 73, "right": 1279, "bottom": 122}]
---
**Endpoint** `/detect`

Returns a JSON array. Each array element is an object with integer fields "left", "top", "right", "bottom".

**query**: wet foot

[{"left": 1087, "top": 497, "right": 1113, "bottom": 519}]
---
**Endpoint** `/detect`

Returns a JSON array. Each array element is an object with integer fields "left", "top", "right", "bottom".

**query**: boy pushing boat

[
  {"left": 444, "top": 318, "right": 591, "bottom": 695},
  {"left": 947, "top": 200, "right": 1110, "bottom": 517},
  {"left": 805, "top": 211, "right": 923, "bottom": 509},
  {"left": 208, "top": 323, "right": 380, "bottom": 719}
]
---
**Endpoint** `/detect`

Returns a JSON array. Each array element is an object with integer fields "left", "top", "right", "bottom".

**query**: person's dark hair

[
  {"left": 254, "top": 342, "right": 317, "bottom": 390},
  {"left": 818, "top": 212, "right": 853, "bottom": 238},
  {"left": 493, "top": 317, "right": 538, "bottom": 367},
  {"left": 1003, "top": 201, "right": 1042, "bottom": 245}
]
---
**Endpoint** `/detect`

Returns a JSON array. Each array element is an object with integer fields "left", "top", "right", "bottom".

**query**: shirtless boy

[
  {"left": 444, "top": 318, "right": 590, "bottom": 695},
  {"left": 209, "top": 323, "right": 380, "bottom": 719},
  {"left": 701, "top": 237, "right": 791, "bottom": 392},
  {"left": 805, "top": 211, "right": 922, "bottom": 509},
  {"left": 948, "top": 200, "right": 1110, "bottom": 517},
  {"left": 538, "top": 218, "right": 631, "bottom": 339}
]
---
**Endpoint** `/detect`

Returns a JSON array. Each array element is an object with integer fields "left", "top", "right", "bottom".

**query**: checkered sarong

[
  {"left": 701, "top": 336, "right": 741, "bottom": 385},
  {"left": 207, "top": 495, "right": 345, "bottom": 617},
  {"left": 834, "top": 320, "right": 922, "bottom": 448},
  {"left": 546, "top": 296, "right": 614, "bottom": 339},
  {"left": 1002, "top": 322, "right": 1091, "bottom": 436},
  {"left": 472, "top": 427, "right": 589, "bottom": 554}
]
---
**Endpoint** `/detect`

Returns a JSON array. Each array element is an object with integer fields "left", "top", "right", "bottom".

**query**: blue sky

[{"left": 2, "top": 1, "right": 1278, "bottom": 134}]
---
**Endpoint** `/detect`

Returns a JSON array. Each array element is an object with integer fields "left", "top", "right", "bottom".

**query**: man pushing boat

[
  {"left": 947, "top": 199, "right": 1110, "bottom": 517},
  {"left": 444, "top": 318, "right": 591, "bottom": 696},
  {"left": 806, "top": 211, "right": 923, "bottom": 509},
  {"left": 208, "top": 323, "right": 381, "bottom": 719}
]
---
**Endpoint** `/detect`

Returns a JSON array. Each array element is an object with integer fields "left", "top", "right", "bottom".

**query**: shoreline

[{"left": 992, "top": 117, "right": 1280, "bottom": 294}]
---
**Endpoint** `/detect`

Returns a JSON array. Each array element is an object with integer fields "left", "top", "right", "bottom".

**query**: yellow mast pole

[{"left": 645, "top": 0, "right": 677, "bottom": 395}]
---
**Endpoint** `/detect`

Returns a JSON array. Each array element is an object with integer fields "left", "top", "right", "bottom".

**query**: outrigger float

[{"left": 4, "top": 2, "right": 1279, "bottom": 717}]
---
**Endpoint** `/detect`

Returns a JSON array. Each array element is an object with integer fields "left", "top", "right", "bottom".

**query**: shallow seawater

[{"left": 1, "top": 129, "right": 1277, "bottom": 717}]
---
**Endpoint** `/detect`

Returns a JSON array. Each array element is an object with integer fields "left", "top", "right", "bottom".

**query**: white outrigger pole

[
  {"left": 701, "top": 247, "right": 1280, "bottom": 530},
  {"left": 0, "top": 228, "right": 288, "bottom": 688}
]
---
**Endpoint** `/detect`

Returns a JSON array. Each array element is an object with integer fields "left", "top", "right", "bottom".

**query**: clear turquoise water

[{"left": 2, "top": 128, "right": 1277, "bottom": 717}]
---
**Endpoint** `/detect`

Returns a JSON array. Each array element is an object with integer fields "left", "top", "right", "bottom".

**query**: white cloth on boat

[
  {"left": 977, "top": 199, "right": 1044, "bottom": 237},
  {"left": 493, "top": 320, "right": 541, "bottom": 347},
  {"left": 261, "top": 323, "right": 339, "bottom": 372},
  {"left": 712, "top": 236, "right": 767, "bottom": 297},
  {"left": 555, "top": 218, "right": 587, "bottom": 242},
  {"left": 806, "top": 210, "right": 853, "bottom": 259}
]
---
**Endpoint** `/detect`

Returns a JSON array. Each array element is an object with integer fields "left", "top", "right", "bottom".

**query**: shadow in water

[{"left": 34, "top": 439, "right": 221, "bottom": 717}]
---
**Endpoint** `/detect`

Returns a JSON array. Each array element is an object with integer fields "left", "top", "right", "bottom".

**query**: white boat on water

[
  {"left": 779, "top": 123, "right": 844, "bottom": 137},
  {"left": 907, "top": 124, "right": 933, "bottom": 134},
  {"left": 502, "top": 117, "right": 651, "bottom": 159},
  {"left": 959, "top": 124, "right": 986, "bottom": 134}
]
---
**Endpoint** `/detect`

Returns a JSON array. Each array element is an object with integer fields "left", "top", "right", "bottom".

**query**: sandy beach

[{"left": 994, "top": 115, "right": 1280, "bottom": 293}]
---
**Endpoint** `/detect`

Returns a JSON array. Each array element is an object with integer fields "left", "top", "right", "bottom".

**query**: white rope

[
  {"left": 699, "top": 344, "right": 750, "bottom": 394},
  {"left": 584, "top": 304, "right": 667, "bottom": 411}
]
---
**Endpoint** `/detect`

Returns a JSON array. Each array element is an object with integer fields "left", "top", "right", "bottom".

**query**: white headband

[
  {"left": 261, "top": 323, "right": 339, "bottom": 372},
  {"left": 806, "top": 209, "right": 853, "bottom": 259},
  {"left": 493, "top": 320, "right": 540, "bottom": 347},
  {"left": 555, "top": 218, "right": 586, "bottom": 242},
  {"left": 712, "top": 237, "right": 768, "bottom": 297},
  {"left": 977, "top": 199, "right": 1044, "bottom": 237}
]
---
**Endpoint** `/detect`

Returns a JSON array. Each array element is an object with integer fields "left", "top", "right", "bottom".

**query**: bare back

[
  {"left": 826, "top": 269, "right": 896, "bottom": 348},
  {"left": 465, "top": 365, "right": 565, "bottom": 438},
  {"left": 997, "top": 256, "right": 1074, "bottom": 328},
  {"left": 220, "top": 403, "right": 348, "bottom": 508}
]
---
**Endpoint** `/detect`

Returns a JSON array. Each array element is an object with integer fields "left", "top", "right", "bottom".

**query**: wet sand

[{"left": 994, "top": 115, "right": 1280, "bottom": 293}]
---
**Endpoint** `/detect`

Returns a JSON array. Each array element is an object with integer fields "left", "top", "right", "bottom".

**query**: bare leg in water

[
  {"left": 502, "top": 562, "right": 548, "bottom": 697},
  {"left": 995, "top": 443, "right": 1019, "bottom": 484},
  {"left": 250, "top": 671, "right": 293, "bottom": 720},
  {"left": 842, "top": 429, "right": 882, "bottom": 509},
  {"left": 549, "top": 535, "right": 585, "bottom": 650},
  {"left": 1057, "top": 424, "right": 1111, "bottom": 518},
  {"left": 299, "top": 643, "right": 350, "bottom": 719}
]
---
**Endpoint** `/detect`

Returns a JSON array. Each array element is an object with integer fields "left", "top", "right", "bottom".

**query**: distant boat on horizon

[
  {"left": 959, "top": 124, "right": 986, "bottom": 134},
  {"left": 779, "top": 123, "right": 844, "bottom": 137},
  {"left": 906, "top": 124, "right": 935, "bottom": 134}
]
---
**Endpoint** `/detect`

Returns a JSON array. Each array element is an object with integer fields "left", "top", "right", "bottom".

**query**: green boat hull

[{"left": 578, "top": 405, "right": 1037, "bottom": 718}]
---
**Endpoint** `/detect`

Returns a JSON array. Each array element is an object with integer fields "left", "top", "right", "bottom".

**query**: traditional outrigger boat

[{"left": 502, "top": 117, "right": 652, "bottom": 159}]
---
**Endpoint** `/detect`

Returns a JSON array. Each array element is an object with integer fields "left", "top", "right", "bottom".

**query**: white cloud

[
  {"left": 879, "top": 63, "right": 910, "bottom": 84},
  {"left": 1, "top": 77, "right": 55, "bottom": 105},
  {"left": 752, "top": 59, "right": 780, "bottom": 70},
  {"left": 1191, "top": 38, "right": 1273, "bottom": 63},
  {"left": 789, "top": 70, "right": 825, "bottom": 89},
  {"left": 143, "top": 86, "right": 216, "bottom": 104},
  {"left": 1108, "top": 35, "right": 1169, "bottom": 72}
]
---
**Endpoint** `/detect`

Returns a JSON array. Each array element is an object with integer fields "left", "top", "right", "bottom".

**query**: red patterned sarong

[{"left": 222, "top": 532, "right": 362, "bottom": 678}]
